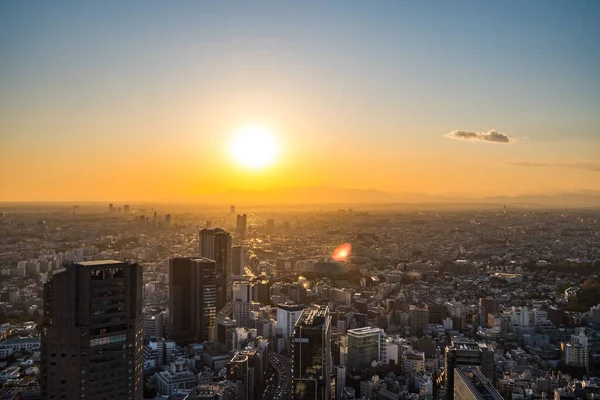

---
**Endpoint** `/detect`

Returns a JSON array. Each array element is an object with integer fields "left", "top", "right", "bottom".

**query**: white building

[
  {"left": 155, "top": 359, "right": 197, "bottom": 395},
  {"left": 0, "top": 335, "right": 41, "bottom": 358},
  {"left": 276, "top": 304, "right": 304, "bottom": 353},
  {"left": 562, "top": 329, "right": 589, "bottom": 368},
  {"left": 510, "top": 307, "right": 530, "bottom": 330}
]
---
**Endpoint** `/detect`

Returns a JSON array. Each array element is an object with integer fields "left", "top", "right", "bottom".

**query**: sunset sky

[{"left": 1, "top": 1, "right": 599, "bottom": 202}]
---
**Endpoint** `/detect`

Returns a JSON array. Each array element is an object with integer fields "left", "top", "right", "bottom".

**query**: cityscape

[
  {"left": 2, "top": 1, "right": 600, "bottom": 399},
  {"left": 0, "top": 204, "right": 599, "bottom": 399}
]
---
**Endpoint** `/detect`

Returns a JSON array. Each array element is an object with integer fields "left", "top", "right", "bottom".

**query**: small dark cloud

[
  {"left": 503, "top": 161, "right": 600, "bottom": 171},
  {"left": 445, "top": 129, "right": 515, "bottom": 144}
]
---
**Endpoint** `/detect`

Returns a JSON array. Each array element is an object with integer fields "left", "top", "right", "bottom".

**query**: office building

[
  {"left": 257, "top": 279, "right": 271, "bottom": 306},
  {"left": 124, "top": 204, "right": 130, "bottom": 213},
  {"left": 346, "top": 327, "right": 385, "bottom": 372},
  {"left": 409, "top": 306, "right": 429, "bottom": 336},
  {"left": 232, "top": 246, "right": 245, "bottom": 276},
  {"left": 41, "top": 260, "right": 143, "bottom": 399},
  {"left": 291, "top": 305, "right": 332, "bottom": 400},
  {"left": 155, "top": 359, "right": 197, "bottom": 396},
  {"left": 169, "top": 257, "right": 217, "bottom": 344},
  {"left": 444, "top": 338, "right": 496, "bottom": 400},
  {"left": 276, "top": 304, "right": 304, "bottom": 354},
  {"left": 454, "top": 366, "right": 503, "bottom": 400},
  {"left": 226, "top": 349, "right": 264, "bottom": 400},
  {"left": 199, "top": 228, "right": 233, "bottom": 308},
  {"left": 236, "top": 214, "right": 247, "bottom": 234},
  {"left": 143, "top": 307, "right": 165, "bottom": 340}
]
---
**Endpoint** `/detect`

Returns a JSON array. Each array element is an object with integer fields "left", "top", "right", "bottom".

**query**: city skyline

[{"left": 1, "top": 1, "right": 599, "bottom": 202}]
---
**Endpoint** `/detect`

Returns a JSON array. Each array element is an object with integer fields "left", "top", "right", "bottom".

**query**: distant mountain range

[{"left": 204, "top": 187, "right": 600, "bottom": 207}]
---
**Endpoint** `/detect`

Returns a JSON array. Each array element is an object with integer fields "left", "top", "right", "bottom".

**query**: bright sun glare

[{"left": 230, "top": 126, "right": 278, "bottom": 169}]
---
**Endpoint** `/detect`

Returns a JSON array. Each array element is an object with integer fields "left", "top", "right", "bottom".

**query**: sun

[{"left": 230, "top": 126, "right": 278, "bottom": 169}]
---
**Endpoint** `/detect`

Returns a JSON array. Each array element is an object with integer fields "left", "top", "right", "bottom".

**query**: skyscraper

[
  {"left": 41, "top": 260, "right": 143, "bottom": 399},
  {"left": 169, "top": 257, "right": 217, "bottom": 344},
  {"left": 444, "top": 338, "right": 496, "bottom": 400},
  {"left": 199, "top": 228, "right": 233, "bottom": 308},
  {"left": 292, "top": 305, "right": 332, "bottom": 400},
  {"left": 232, "top": 246, "right": 245, "bottom": 276},
  {"left": 346, "top": 327, "right": 385, "bottom": 372},
  {"left": 236, "top": 214, "right": 247, "bottom": 234}
]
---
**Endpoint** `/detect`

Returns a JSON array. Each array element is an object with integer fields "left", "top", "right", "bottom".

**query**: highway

[{"left": 264, "top": 350, "right": 292, "bottom": 400}]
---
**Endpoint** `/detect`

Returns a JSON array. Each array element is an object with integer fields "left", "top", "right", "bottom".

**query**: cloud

[
  {"left": 503, "top": 161, "right": 600, "bottom": 171},
  {"left": 445, "top": 129, "right": 516, "bottom": 144}
]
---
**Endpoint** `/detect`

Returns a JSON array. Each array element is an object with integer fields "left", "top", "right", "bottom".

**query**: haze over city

[
  {"left": 1, "top": 1, "right": 599, "bottom": 204},
  {"left": 2, "top": 3, "right": 600, "bottom": 400}
]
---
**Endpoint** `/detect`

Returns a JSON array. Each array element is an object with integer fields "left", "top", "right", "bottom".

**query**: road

[{"left": 265, "top": 350, "right": 292, "bottom": 400}]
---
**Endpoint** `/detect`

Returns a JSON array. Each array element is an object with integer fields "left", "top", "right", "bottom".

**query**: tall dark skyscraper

[
  {"left": 41, "top": 260, "right": 143, "bottom": 399},
  {"left": 236, "top": 214, "right": 247, "bottom": 234},
  {"left": 169, "top": 257, "right": 218, "bottom": 344},
  {"left": 199, "top": 228, "right": 233, "bottom": 308},
  {"left": 444, "top": 338, "right": 496, "bottom": 400},
  {"left": 292, "top": 305, "right": 332, "bottom": 400}
]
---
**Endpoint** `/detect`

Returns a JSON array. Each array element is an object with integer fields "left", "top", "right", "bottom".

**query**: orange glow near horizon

[{"left": 332, "top": 243, "right": 352, "bottom": 261}]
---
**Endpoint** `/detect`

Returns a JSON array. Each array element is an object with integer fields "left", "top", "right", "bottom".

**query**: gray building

[
  {"left": 444, "top": 338, "right": 496, "bottom": 400},
  {"left": 454, "top": 366, "right": 503, "bottom": 400},
  {"left": 41, "top": 260, "right": 143, "bottom": 399},
  {"left": 169, "top": 257, "right": 217, "bottom": 344}
]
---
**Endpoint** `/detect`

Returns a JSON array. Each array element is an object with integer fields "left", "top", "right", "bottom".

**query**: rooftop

[
  {"left": 347, "top": 327, "right": 382, "bottom": 336},
  {"left": 75, "top": 260, "right": 125, "bottom": 266}
]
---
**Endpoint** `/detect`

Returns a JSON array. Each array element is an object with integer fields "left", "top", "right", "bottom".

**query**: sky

[{"left": 1, "top": 1, "right": 599, "bottom": 202}]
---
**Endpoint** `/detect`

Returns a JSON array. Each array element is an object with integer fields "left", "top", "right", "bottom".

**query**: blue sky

[{"left": 1, "top": 1, "right": 599, "bottom": 200}]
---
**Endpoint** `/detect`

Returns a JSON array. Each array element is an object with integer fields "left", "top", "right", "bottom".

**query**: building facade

[
  {"left": 41, "top": 260, "right": 143, "bottom": 399},
  {"left": 169, "top": 257, "right": 217, "bottom": 344},
  {"left": 291, "top": 305, "right": 332, "bottom": 400}
]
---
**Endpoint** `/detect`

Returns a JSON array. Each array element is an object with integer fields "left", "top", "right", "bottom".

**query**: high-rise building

[
  {"left": 236, "top": 214, "right": 247, "bottom": 234},
  {"left": 124, "top": 204, "right": 130, "bottom": 213},
  {"left": 169, "top": 257, "right": 217, "bottom": 344},
  {"left": 232, "top": 246, "right": 245, "bottom": 276},
  {"left": 276, "top": 303, "right": 304, "bottom": 354},
  {"left": 347, "top": 327, "right": 385, "bottom": 372},
  {"left": 266, "top": 219, "right": 275, "bottom": 231},
  {"left": 292, "top": 305, "right": 332, "bottom": 400},
  {"left": 561, "top": 329, "right": 589, "bottom": 368},
  {"left": 165, "top": 214, "right": 171, "bottom": 227},
  {"left": 230, "top": 205, "right": 236, "bottom": 214},
  {"left": 41, "top": 260, "right": 143, "bottom": 399},
  {"left": 454, "top": 366, "right": 503, "bottom": 400},
  {"left": 143, "top": 307, "right": 165, "bottom": 340},
  {"left": 199, "top": 228, "right": 233, "bottom": 309},
  {"left": 257, "top": 279, "right": 272, "bottom": 306},
  {"left": 409, "top": 306, "right": 429, "bottom": 336},
  {"left": 108, "top": 203, "right": 114, "bottom": 213},
  {"left": 226, "top": 353, "right": 249, "bottom": 400},
  {"left": 444, "top": 338, "right": 495, "bottom": 400},
  {"left": 479, "top": 298, "right": 499, "bottom": 328},
  {"left": 226, "top": 349, "right": 264, "bottom": 400}
]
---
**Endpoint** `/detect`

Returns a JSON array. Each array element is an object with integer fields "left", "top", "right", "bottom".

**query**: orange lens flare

[{"left": 332, "top": 243, "right": 352, "bottom": 261}]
